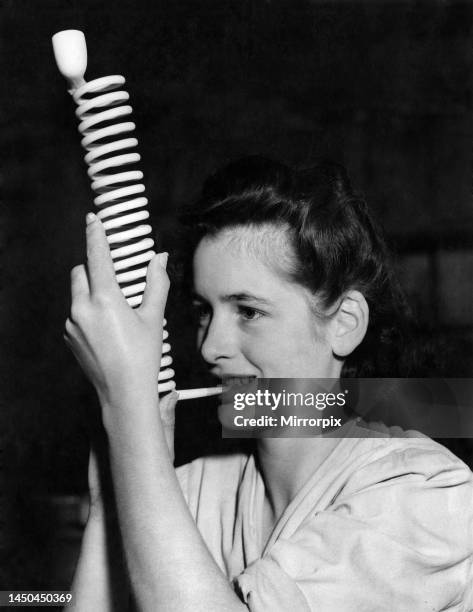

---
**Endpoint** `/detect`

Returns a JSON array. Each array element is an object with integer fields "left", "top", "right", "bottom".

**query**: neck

[
  {"left": 255, "top": 402, "right": 355, "bottom": 521},
  {"left": 255, "top": 436, "right": 338, "bottom": 520}
]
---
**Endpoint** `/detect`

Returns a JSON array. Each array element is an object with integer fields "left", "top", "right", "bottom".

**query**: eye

[{"left": 237, "top": 305, "right": 263, "bottom": 321}]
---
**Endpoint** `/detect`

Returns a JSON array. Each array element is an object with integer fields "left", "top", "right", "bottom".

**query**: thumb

[{"left": 140, "top": 252, "right": 170, "bottom": 322}]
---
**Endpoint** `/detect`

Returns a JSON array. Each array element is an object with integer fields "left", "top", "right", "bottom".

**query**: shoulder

[
  {"left": 340, "top": 421, "right": 473, "bottom": 496},
  {"left": 322, "top": 429, "right": 473, "bottom": 566}
]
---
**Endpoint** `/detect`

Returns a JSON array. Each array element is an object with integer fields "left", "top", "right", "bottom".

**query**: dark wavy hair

[{"left": 178, "top": 156, "right": 423, "bottom": 377}]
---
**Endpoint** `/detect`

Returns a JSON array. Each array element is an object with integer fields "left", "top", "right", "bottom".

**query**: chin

[{"left": 217, "top": 379, "right": 263, "bottom": 436}]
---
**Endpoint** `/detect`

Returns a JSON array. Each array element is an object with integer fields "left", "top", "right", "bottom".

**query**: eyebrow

[{"left": 192, "top": 291, "right": 274, "bottom": 306}]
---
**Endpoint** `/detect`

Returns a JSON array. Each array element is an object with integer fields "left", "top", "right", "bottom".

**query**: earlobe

[{"left": 330, "top": 290, "right": 369, "bottom": 357}]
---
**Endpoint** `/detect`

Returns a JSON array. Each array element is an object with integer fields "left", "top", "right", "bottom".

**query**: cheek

[
  {"left": 239, "top": 327, "right": 299, "bottom": 372},
  {"left": 242, "top": 321, "right": 328, "bottom": 377},
  {"left": 236, "top": 327, "right": 280, "bottom": 374}
]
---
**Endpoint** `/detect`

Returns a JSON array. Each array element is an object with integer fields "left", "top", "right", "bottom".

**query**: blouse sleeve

[{"left": 235, "top": 446, "right": 473, "bottom": 612}]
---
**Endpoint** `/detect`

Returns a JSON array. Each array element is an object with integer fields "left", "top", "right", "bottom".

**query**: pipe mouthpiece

[{"left": 52, "top": 30, "right": 87, "bottom": 89}]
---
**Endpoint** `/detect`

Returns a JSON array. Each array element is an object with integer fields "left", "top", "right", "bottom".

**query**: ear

[{"left": 328, "top": 290, "right": 369, "bottom": 358}]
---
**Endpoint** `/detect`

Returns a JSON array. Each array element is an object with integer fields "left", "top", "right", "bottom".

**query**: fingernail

[
  {"left": 158, "top": 252, "right": 168, "bottom": 269},
  {"left": 172, "top": 391, "right": 179, "bottom": 402},
  {"left": 86, "top": 212, "right": 96, "bottom": 225}
]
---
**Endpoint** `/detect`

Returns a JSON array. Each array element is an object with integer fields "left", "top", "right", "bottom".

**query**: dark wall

[{"left": 2, "top": 0, "right": 473, "bottom": 591}]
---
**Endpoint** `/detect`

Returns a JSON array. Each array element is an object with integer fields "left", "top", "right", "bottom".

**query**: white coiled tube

[
  {"left": 73, "top": 73, "right": 175, "bottom": 393},
  {"left": 73, "top": 75, "right": 154, "bottom": 308},
  {"left": 52, "top": 30, "right": 222, "bottom": 401}
]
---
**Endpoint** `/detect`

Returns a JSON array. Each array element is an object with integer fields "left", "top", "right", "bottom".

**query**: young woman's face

[{"left": 192, "top": 227, "right": 341, "bottom": 383}]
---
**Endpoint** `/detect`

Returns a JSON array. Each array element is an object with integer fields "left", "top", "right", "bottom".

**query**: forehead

[{"left": 192, "top": 225, "right": 298, "bottom": 300}]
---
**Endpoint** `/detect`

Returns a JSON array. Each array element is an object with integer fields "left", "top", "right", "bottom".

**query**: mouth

[{"left": 221, "top": 375, "right": 257, "bottom": 388}]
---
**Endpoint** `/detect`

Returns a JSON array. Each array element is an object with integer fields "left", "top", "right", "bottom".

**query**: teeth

[{"left": 224, "top": 376, "right": 256, "bottom": 387}]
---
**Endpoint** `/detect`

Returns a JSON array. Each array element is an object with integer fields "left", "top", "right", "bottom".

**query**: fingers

[
  {"left": 139, "top": 252, "right": 170, "bottom": 322},
  {"left": 63, "top": 317, "right": 79, "bottom": 352},
  {"left": 64, "top": 317, "right": 75, "bottom": 337},
  {"left": 70, "top": 264, "right": 89, "bottom": 302},
  {"left": 85, "top": 213, "right": 121, "bottom": 297}
]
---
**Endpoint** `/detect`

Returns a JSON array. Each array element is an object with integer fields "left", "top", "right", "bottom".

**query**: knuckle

[
  {"left": 86, "top": 237, "right": 106, "bottom": 258},
  {"left": 64, "top": 317, "right": 75, "bottom": 336},
  {"left": 92, "top": 292, "right": 114, "bottom": 309},
  {"left": 86, "top": 243, "right": 99, "bottom": 260},
  {"left": 159, "top": 269, "right": 170, "bottom": 290},
  {"left": 70, "top": 264, "right": 84, "bottom": 279},
  {"left": 86, "top": 218, "right": 101, "bottom": 234},
  {"left": 70, "top": 300, "right": 88, "bottom": 323}
]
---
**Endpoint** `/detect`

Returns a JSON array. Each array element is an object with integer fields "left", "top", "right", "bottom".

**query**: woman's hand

[{"left": 64, "top": 213, "right": 170, "bottom": 419}]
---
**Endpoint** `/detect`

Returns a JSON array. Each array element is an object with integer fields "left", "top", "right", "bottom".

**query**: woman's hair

[{"left": 178, "top": 156, "right": 427, "bottom": 377}]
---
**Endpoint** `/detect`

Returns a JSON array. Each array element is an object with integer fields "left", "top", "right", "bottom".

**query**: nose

[{"left": 199, "top": 311, "right": 238, "bottom": 366}]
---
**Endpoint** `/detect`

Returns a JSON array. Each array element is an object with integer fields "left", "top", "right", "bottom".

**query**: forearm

[
  {"left": 69, "top": 507, "right": 130, "bottom": 611},
  {"left": 103, "top": 399, "right": 246, "bottom": 612}
]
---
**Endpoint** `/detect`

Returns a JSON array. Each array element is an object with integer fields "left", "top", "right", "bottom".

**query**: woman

[{"left": 65, "top": 157, "right": 473, "bottom": 611}]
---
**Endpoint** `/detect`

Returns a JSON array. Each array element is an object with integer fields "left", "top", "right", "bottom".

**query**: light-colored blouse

[{"left": 177, "top": 421, "right": 473, "bottom": 611}]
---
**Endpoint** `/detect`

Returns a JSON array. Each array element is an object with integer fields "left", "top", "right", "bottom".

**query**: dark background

[{"left": 2, "top": 0, "right": 473, "bottom": 595}]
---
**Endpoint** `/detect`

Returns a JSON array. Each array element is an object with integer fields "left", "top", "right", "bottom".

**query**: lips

[
  {"left": 222, "top": 376, "right": 257, "bottom": 388},
  {"left": 220, "top": 376, "right": 258, "bottom": 414}
]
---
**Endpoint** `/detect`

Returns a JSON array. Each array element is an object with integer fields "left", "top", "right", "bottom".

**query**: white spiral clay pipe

[{"left": 52, "top": 30, "right": 222, "bottom": 401}]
